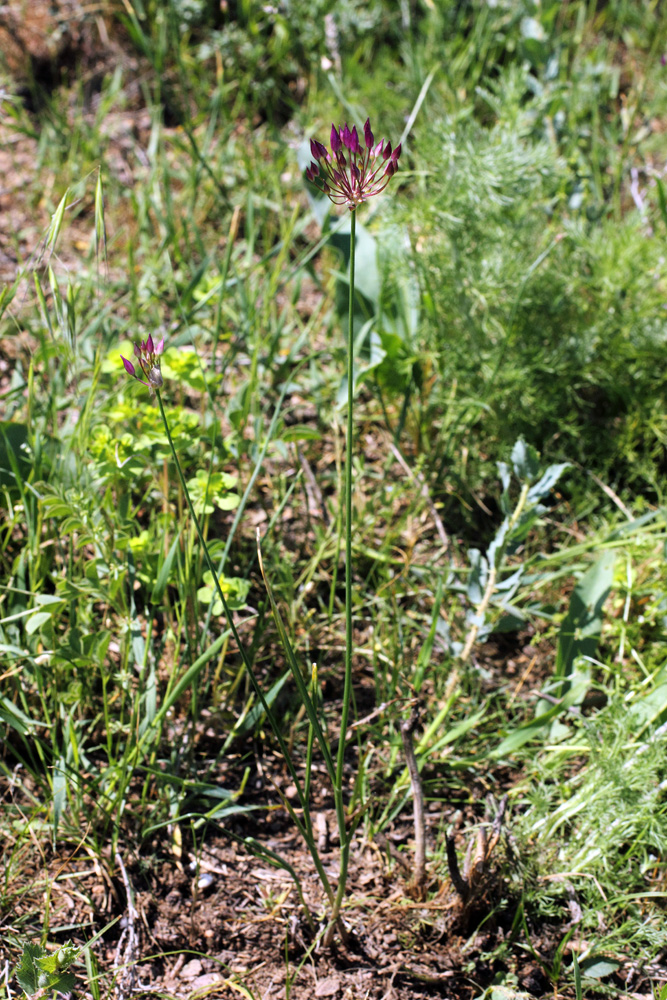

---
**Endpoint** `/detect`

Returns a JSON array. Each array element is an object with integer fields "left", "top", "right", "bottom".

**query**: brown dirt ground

[
  {"left": 0, "top": 714, "right": 544, "bottom": 1000},
  {"left": 1, "top": 629, "right": 663, "bottom": 1000}
]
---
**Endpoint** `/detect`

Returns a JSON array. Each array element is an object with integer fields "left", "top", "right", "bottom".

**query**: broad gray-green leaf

[{"left": 555, "top": 550, "right": 615, "bottom": 689}]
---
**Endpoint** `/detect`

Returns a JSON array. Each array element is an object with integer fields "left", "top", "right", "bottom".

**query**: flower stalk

[
  {"left": 325, "top": 207, "right": 356, "bottom": 944},
  {"left": 306, "top": 116, "right": 401, "bottom": 943}
]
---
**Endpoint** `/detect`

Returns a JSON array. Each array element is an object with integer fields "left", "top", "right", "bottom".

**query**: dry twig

[
  {"left": 400, "top": 710, "right": 427, "bottom": 898},
  {"left": 445, "top": 834, "right": 469, "bottom": 901},
  {"left": 114, "top": 852, "right": 138, "bottom": 1000}
]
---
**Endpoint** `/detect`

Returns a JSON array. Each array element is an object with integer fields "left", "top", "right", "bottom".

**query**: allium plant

[
  {"left": 120, "top": 119, "right": 400, "bottom": 945},
  {"left": 306, "top": 118, "right": 401, "bottom": 942}
]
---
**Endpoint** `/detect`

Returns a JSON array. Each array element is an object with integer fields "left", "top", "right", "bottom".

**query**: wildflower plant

[
  {"left": 305, "top": 117, "right": 401, "bottom": 939},
  {"left": 117, "top": 118, "right": 401, "bottom": 945}
]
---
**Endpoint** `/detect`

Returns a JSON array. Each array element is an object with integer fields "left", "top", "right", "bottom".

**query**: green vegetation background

[{"left": 2, "top": 0, "right": 667, "bottom": 995}]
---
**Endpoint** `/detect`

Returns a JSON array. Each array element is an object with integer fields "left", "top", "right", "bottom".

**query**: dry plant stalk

[
  {"left": 114, "top": 852, "right": 138, "bottom": 1000},
  {"left": 400, "top": 710, "right": 427, "bottom": 899},
  {"left": 446, "top": 795, "right": 508, "bottom": 902}
]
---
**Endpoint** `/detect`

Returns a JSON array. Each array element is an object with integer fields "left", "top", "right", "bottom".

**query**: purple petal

[
  {"left": 384, "top": 160, "right": 396, "bottom": 178},
  {"left": 310, "top": 138, "right": 322, "bottom": 160},
  {"left": 383, "top": 141, "right": 392, "bottom": 161},
  {"left": 342, "top": 124, "right": 353, "bottom": 151},
  {"left": 156, "top": 336, "right": 165, "bottom": 355},
  {"left": 330, "top": 124, "right": 341, "bottom": 153},
  {"left": 350, "top": 125, "right": 361, "bottom": 154},
  {"left": 146, "top": 333, "right": 154, "bottom": 354},
  {"left": 364, "top": 118, "right": 374, "bottom": 149},
  {"left": 392, "top": 143, "right": 402, "bottom": 163},
  {"left": 121, "top": 356, "right": 136, "bottom": 377},
  {"left": 133, "top": 342, "right": 141, "bottom": 358}
]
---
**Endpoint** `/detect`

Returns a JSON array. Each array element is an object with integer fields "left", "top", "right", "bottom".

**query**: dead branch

[
  {"left": 114, "top": 852, "right": 138, "bottom": 1000},
  {"left": 400, "top": 710, "right": 427, "bottom": 898}
]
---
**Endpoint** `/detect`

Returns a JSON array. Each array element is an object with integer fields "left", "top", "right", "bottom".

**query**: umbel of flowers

[
  {"left": 120, "top": 334, "right": 164, "bottom": 396},
  {"left": 306, "top": 119, "right": 401, "bottom": 210}
]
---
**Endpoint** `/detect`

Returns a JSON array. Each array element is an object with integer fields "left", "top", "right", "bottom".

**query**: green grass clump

[{"left": 516, "top": 701, "right": 667, "bottom": 969}]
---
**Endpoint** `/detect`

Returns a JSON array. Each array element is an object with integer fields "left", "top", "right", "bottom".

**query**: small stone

[
  {"left": 180, "top": 959, "right": 203, "bottom": 980},
  {"left": 190, "top": 973, "right": 224, "bottom": 991},
  {"left": 315, "top": 976, "right": 341, "bottom": 997},
  {"left": 165, "top": 889, "right": 181, "bottom": 907}
]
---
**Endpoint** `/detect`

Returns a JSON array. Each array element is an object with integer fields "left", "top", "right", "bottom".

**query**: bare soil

[{"left": 0, "top": 715, "right": 535, "bottom": 1000}]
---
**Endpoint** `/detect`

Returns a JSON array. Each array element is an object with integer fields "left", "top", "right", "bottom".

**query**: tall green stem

[
  {"left": 329, "top": 208, "right": 357, "bottom": 935},
  {"left": 154, "top": 390, "right": 335, "bottom": 907}
]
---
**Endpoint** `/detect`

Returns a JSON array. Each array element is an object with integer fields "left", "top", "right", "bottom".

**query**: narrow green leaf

[
  {"left": 84, "top": 942, "right": 101, "bottom": 1000},
  {"left": 94, "top": 171, "right": 107, "bottom": 262},
  {"left": 282, "top": 425, "right": 322, "bottom": 442},
  {"left": 492, "top": 677, "right": 588, "bottom": 757},
  {"left": 0, "top": 695, "right": 34, "bottom": 735},
  {"left": 257, "top": 537, "right": 336, "bottom": 784},
  {"left": 0, "top": 284, "right": 13, "bottom": 322},
  {"left": 427, "top": 705, "right": 488, "bottom": 756},
  {"left": 0, "top": 422, "right": 31, "bottom": 491},
  {"left": 656, "top": 177, "right": 667, "bottom": 230},
  {"left": 34, "top": 274, "right": 54, "bottom": 338},
  {"left": 46, "top": 188, "right": 69, "bottom": 253},
  {"left": 413, "top": 574, "right": 444, "bottom": 693},
  {"left": 52, "top": 757, "right": 67, "bottom": 841},
  {"left": 572, "top": 951, "right": 582, "bottom": 1000},
  {"left": 151, "top": 529, "right": 181, "bottom": 603},
  {"left": 234, "top": 670, "right": 291, "bottom": 736}
]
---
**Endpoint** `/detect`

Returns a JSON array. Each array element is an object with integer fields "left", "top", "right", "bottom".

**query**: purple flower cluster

[
  {"left": 120, "top": 334, "right": 165, "bottom": 395},
  {"left": 306, "top": 119, "right": 401, "bottom": 210}
]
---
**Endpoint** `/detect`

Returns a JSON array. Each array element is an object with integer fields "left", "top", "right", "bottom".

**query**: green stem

[
  {"left": 155, "top": 390, "right": 334, "bottom": 906},
  {"left": 329, "top": 208, "right": 357, "bottom": 936}
]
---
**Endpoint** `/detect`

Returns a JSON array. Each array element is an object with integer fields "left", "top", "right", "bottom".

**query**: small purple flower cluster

[
  {"left": 306, "top": 119, "right": 401, "bottom": 210},
  {"left": 120, "top": 334, "right": 165, "bottom": 395}
]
